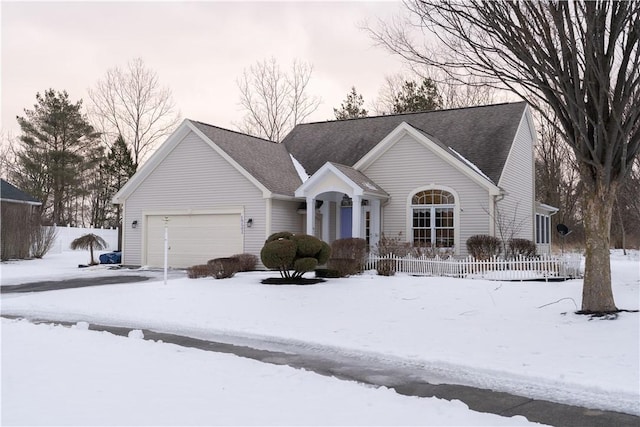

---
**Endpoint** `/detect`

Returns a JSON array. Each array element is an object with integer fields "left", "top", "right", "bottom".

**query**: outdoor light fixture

[
  {"left": 132, "top": 220, "right": 138, "bottom": 229},
  {"left": 246, "top": 218, "right": 253, "bottom": 228}
]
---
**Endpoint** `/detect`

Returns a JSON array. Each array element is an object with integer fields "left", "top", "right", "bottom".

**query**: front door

[{"left": 340, "top": 207, "right": 352, "bottom": 238}]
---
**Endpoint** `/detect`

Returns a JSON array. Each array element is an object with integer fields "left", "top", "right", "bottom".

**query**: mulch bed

[{"left": 261, "top": 277, "right": 326, "bottom": 285}]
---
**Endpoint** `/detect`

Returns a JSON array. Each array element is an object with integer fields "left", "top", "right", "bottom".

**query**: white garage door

[{"left": 145, "top": 214, "right": 243, "bottom": 268}]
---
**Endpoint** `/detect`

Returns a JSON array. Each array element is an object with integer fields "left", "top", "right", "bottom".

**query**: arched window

[{"left": 411, "top": 189, "right": 455, "bottom": 248}]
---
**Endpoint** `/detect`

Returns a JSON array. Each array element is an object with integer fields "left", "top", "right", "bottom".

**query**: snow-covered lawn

[
  {"left": 2, "top": 250, "right": 638, "bottom": 425},
  {"left": 2, "top": 319, "right": 539, "bottom": 426}
]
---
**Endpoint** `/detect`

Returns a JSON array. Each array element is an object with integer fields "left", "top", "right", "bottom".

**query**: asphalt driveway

[{"left": 0, "top": 275, "right": 151, "bottom": 294}]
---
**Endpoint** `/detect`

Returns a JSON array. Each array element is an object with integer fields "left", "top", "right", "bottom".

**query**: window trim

[{"left": 406, "top": 185, "right": 460, "bottom": 253}]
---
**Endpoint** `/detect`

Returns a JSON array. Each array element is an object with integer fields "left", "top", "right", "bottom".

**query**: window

[
  {"left": 536, "top": 213, "right": 551, "bottom": 244},
  {"left": 411, "top": 189, "right": 455, "bottom": 248}
]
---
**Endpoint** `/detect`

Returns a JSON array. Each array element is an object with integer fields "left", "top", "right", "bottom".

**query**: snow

[
  {"left": 290, "top": 153, "right": 309, "bottom": 182},
  {"left": 2, "top": 250, "right": 638, "bottom": 424},
  {"left": 2, "top": 319, "right": 539, "bottom": 426}
]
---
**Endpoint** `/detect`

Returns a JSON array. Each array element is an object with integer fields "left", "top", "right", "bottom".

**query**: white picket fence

[
  {"left": 364, "top": 253, "right": 583, "bottom": 281},
  {"left": 46, "top": 225, "right": 119, "bottom": 254}
]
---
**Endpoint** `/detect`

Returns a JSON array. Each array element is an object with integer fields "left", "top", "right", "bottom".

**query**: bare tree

[
  {"left": 367, "top": 1, "right": 640, "bottom": 313},
  {"left": 0, "top": 131, "right": 18, "bottom": 180},
  {"left": 88, "top": 58, "right": 181, "bottom": 167},
  {"left": 236, "top": 57, "right": 321, "bottom": 142},
  {"left": 535, "top": 109, "right": 583, "bottom": 244}
]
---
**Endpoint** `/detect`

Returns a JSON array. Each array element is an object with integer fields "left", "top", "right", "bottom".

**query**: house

[
  {"left": 1, "top": 179, "right": 42, "bottom": 260},
  {"left": 114, "top": 102, "right": 555, "bottom": 268}
]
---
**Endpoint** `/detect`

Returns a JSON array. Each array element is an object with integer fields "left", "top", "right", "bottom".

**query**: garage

[{"left": 145, "top": 213, "right": 243, "bottom": 268}]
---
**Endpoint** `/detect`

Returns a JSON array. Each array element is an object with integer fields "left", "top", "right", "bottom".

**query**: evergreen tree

[
  {"left": 334, "top": 87, "right": 368, "bottom": 120},
  {"left": 89, "top": 135, "right": 136, "bottom": 228},
  {"left": 392, "top": 78, "right": 442, "bottom": 113},
  {"left": 15, "top": 90, "right": 100, "bottom": 225}
]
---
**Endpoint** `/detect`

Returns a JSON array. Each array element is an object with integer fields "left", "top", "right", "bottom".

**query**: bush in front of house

[
  {"left": 508, "top": 238, "right": 537, "bottom": 258},
  {"left": 466, "top": 235, "right": 502, "bottom": 260},
  {"left": 187, "top": 264, "right": 212, "bottom": 279},
  {"left": 261, "top": 238, "right": 297, "bottom": 273},
  {"left": 207, "top": 257, "right": 241, "bottom": 279},
  {"left": 260, "top": 232, "right": 331, "bottom": 283},
  {"left": 315, "top": 268, "right": 341, "bottom": 278},
  {"left": 327, "top": 238, "right": 367, "bottom": 277},
  {"left": 231, "top": 253, "right": 258, "bottom": 272}
]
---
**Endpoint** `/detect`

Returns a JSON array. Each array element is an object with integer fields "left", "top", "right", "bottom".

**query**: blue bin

[{"left": 99, "top": 251, "right": 122, "bottom": 264}]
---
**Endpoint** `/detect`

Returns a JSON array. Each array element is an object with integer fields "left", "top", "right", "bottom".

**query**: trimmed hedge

[
  {"left": 260, "top": 232, "right": 331, "bottom": 281},
  {"left": 231, "top": 253, "right": 258, "bottom": 272},
  {"left": 328, "top": 238, "right": 367, "bottom": 277},
  {"left": 466, "top": 235, "right": 502, "bottom": 260},
  {"left": 207, "top": 257, "right": 240, "bottom": 279},
  {"left": 187, "top": 264, "right": 211, "bottom": 279},
  {"left": 508, "top": 238, "right": 537, "bottom": 257}
]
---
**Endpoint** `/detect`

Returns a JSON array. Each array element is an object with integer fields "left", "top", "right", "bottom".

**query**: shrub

[
  {"left": 187, "top": 264, "right": 212, "bottom": 279},
  {"left": 377, "top": 259, "right": 396, "bottom": 277},
  {"left": 260, "top": 232, "right": 331, "bottom": 281},
  {"left": 327, "top": 238, "right": 367, "bottom": 277},
  {"left": 294, "top": 257, "right": 318, "bottom": 273},
  {"left": 231, "top": 253, "right": 258, "bottom": 272},
  {"left": 375, "top": 233, "right": 412, "bottom": 257},
  {"left": 207, "top": 257, "right": 241, "bottom": 279},
  {"left": 466, "top": 235, "right": 502, "bottom": 260},
  {"left": 317, "top": 241, "right": 331, "bottom": 265},
  {"left": 261, "top": 239, "right": 297, "bottom": 272},
  {"left": 371, "top": 233, "right": 410, "bottom": 276},
  {"left": 292, "top": 234, "right": 323, "bottom": 257},
  {"left": 315, "top": 268, "right": 341, "bottom": 278},
  {"left": 327, "top": 258, "right": 360, "bottom": 277},
  {"left": 508, "top": 238, "right": 537, "bottom": 258},
  {"left": 31, "top": 225, "right": 57, "bottom": 258}
]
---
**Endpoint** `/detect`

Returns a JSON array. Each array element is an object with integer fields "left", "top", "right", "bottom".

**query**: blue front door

[{"left": 340, "top": 207, "right": 352, "bottom": 238}]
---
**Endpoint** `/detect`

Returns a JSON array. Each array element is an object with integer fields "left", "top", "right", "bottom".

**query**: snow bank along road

[{"left": 4, "top": 314, "right": 639, "bottom": 427}]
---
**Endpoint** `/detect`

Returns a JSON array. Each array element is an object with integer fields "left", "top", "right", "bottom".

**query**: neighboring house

[
  {"left": 114, "top": 102, "right": 555, "bottom": 268},
  {"left": 1, "top": 179, "right": 42, "bottom": 260}
]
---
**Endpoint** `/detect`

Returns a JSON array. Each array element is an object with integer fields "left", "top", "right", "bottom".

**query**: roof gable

[
  {"left": 1, "top": 179, "right": 42, "bottom": 205},
  {"left": 295, "top": 162, "right": 388, "bottom": 199},
  {"left": 190, "top": 121, "right": 301, "bottom": 196},
  {"left": 283, "top": 102, "right": 528, "bottom": 183},
  {"left": 355, "top": 122, "right": 501, "bottom": 194},
  {"left": 114, "top": 120, "right": 301, "bottom": 203}
]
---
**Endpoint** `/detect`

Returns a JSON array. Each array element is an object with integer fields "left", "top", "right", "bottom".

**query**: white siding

[
  {"left": 497, "top": 113, "right": 535, "bottom": 242},
  {"left": 362, "top": 133, "right": 491, "bottom": 255},
  {"left": 122, "top": 130, "right": 266, "bottom": 266},
  {"left": 271, "top": 199, "right": 303, "bottom": 236}
]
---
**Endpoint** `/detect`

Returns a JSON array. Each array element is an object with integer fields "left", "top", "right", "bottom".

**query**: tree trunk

[{"left": 581, "top": 184, "right": 618, "bottom": 313}]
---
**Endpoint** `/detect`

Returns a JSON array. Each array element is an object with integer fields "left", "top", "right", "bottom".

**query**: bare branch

[
  {"left": 88, "top": 58, "right": 181, "bottom": 166},
  {"left": 235, "top": 57, "right": 321, "bottom": 142}
]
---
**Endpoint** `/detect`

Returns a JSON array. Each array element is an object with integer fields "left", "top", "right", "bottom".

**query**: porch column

[
  {"left": 351, "top": 195, "right": 362, "bottom": 238},
  {"left": 321, "top": 200, "right": 330, "bottom": 242},
  {"left": 371, "top": 198, "right": 381, "bottom": 248},
  {"left": 306, "top": 196, "right": 315, "bottom": 236}
]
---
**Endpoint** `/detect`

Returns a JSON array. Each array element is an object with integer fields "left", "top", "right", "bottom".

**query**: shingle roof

[
  {"left": 329, "top": 163, "right": 388, "bottom": 197},
  {"left": 0, "top": 179, "right": 42, "bottom": 205},
  {"left": 190, "top": 121, "right": 302, "bottom": 196},
  {"left": 282, "top": 102, "right": 528, "bottom": 183}
]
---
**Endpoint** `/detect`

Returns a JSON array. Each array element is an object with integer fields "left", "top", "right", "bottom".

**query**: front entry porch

[{"left": 294, "top": 163, "right": 388, "bottom": 248}]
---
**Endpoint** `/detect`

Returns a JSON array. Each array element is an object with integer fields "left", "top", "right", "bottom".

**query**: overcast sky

[{"left": 1, "top": 1, "right": 415, "bottom": 139}]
